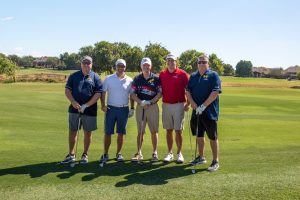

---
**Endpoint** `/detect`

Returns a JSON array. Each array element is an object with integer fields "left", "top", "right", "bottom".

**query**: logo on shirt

[
  {"left": 148, "top": 78, "right": 155, "bottom": 86},
  {"left": 202, "top": 74, "right": 208, "bottom": 80}
]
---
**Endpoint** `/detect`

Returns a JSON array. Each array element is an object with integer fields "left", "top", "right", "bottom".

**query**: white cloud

[
  {"left": 14, "top": 47, "right": 23, "bottom": 52},
  {"left": 1, "top": 16, "right": 14, "bottom": 21}
]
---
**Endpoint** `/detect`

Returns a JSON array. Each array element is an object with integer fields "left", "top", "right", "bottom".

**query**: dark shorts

[
  {"left": 69, "top": 113, "right": 97, "bottom": 132},
  {"left": 190, "top": 112, "right": 218, "bottom": 140},
  {"left": 105, "top": 105, "right": 129, "bottom": 135}
]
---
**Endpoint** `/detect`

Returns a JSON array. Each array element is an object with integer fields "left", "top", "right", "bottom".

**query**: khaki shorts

[
  {"left": 162, "top": 103, "right": 185, "bottom": 131},
  {"left": 135, "top": 104, "right": 159, "bottom": 133}
]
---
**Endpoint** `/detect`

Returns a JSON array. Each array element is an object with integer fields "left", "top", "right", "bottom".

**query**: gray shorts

[{"left": 69, "top": 113, "right": 97, "bottom": 132}]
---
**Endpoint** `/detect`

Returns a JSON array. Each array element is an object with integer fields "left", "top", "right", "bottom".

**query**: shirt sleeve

[
  {"left": 130, "top": 77, "right": 137, "bottom": 94},
  {"left": 65, "top": 74, "right": 73, "bottom": 90},
  {"left": 94, "top": 74, "right": 103, "bottom": 93},
  {"left": 102, "top": 77, "right": 108, "bottom": 92},
  {"left": 212, "top": 72, "right": 222, "bottom": 94},
  {"left": 186, "top": 76, "right": 192, "bottom": 92},
  {"left": 156, "top": 77, "right": 162, "bottom": 93}
]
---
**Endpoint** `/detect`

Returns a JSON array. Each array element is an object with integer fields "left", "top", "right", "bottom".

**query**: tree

[
  {"left": 179, "top": 50, "right": 204, "bottom": 73},
  {"left": 223, "top": 64, "right": 235, "bottom": 76},
  {"left": 46, "top": 57, "right": 60, "bottom": 69},
  {"left": 59, "top": 52, "right": 80, "bottom": 70},
  {"left": 20, "top": 56, "right": 35, "bottom": 68},
  {"left": 93, "top": 41, "right": 116, "bottom": 73},
  {"left": 209, "top": 53, "right": 224, "bottom": 75},
  {"left": 126, "top": 46, "right": 143, "bottom": 72},
  {"left": 297, "top": 71, "right": 300, "bottom": 80},
  {"left": 235, "top": 60, "right": 253, "bottom": 77},
  {"left": 78, "top": 46, "right": 94, "bottom": 58},
  {"left": 8, "top": 55, "right": 22, "bottom": 66},
  {"left": 144, "top": 42, "right": 169, "bottom": 73},
  {"left": 0, "top": 54, "right": 19, "bottom": 81}
]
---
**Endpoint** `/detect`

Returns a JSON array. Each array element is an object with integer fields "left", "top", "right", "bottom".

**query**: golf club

[
  {"left": 70, "top": 113, "right": 81, "bottom": 168},
  {"left": 192, "top": 113, "right": 200, "bottom": 173},
  {"left": 137, "top": 108, "right": 145, "bottom": 165},
  {"left": 187, "top": 111, "right": 195, "bottom": 174}
]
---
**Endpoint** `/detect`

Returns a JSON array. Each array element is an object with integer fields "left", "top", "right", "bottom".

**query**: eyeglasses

[
  {"left": 82, "top": 62, "right": 91, "bottom": 65},
  {"left": 198, "top": 61, "right": 208, "bottom": 64}
]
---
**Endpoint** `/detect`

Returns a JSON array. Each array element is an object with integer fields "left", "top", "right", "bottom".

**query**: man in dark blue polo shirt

[
  {"left": 61, "top": 56, "right": 102, "bottom": 165},
  {"left": 186, "top": 55, "right": 222, "bottom": 172}
]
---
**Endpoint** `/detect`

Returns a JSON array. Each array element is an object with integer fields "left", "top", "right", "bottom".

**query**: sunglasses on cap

[{"left": 198, "top": 61, "right": 208, "bottom": 64}]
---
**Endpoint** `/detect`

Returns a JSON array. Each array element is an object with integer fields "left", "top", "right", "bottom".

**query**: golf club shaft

[
  {"left": 138, "top": 108, "right": 145, "bottom": 163},
  {"left": 74, "top": 113, "right": 81, "bottom": 160},
  {"left": 194, "top": 114, "right": 199, "bottom": 172}
]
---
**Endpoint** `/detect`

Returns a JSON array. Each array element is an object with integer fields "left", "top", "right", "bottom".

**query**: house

[
  {"left": 284, "top": 65, "right": 300, "bottom": 79},
  {"left": 33, "top": 57, "right": 48, "bottom": 67},
  {"left": 252, "top": 67, "right": 270, "bottom": 78}
]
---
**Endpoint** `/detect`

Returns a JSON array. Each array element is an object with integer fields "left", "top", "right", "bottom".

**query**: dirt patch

[
  {"left": 13, "top": 73, "right": 67, "bottom": 83},
  {"left": 290, "top": 86, "right": 300, "bottom": 89}
]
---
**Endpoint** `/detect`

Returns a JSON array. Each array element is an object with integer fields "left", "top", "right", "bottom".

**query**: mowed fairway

[{"left": 0, "top": 78, "right": 300, "bottom": 200}]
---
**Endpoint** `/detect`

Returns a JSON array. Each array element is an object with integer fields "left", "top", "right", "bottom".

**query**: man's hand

[
  {"left": 184, "top": 103, "right": 190, "bottom": 112},
  {"left": 101, "top": 105, "right": 108, "bottom": 112},
  {"left": 128, "top": 108, "right": 134, "bottom": 118},
  {"left": 79, "top": 104, "right": 88, "bottom": 113},
  {"left": 71, "top": 100, "right": 80, "bottom": 110},
  {"left": 140, "top": 100, "right": 151, "bottom": 107},
  {"left": 196, "top": 104, "right": 206, "bottom": 115}
]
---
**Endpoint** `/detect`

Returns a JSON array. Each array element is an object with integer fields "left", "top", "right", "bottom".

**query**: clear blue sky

[{"left": 1, "top": 0, "right": 299, "bottom": 68}]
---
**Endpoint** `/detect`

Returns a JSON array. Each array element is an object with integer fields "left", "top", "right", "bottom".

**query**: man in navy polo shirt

[
  {"left": 61, "top": 56, "right": 102, "bottom": 165},
  {"left": 186, "top": 55, "right": 222, "bottom": 172},
  {"left": 130, "top": 57, "right": 162, "bottom": 162}
]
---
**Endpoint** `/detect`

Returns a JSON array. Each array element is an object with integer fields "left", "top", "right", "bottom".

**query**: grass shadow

[{"left": 0, "top": 160, "right": 207, "bottom": 186}]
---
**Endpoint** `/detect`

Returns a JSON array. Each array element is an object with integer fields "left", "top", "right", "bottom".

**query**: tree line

[{"left": 2, "top": 41, "right": 268, "bottom": 80}]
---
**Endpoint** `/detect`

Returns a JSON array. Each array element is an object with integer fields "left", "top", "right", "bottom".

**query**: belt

[
  {"left": 108, "top": 104, "right": 128, "bottom": 108},
  {"left": 163, "top": 101, "right": 185, "bottom": 104}
]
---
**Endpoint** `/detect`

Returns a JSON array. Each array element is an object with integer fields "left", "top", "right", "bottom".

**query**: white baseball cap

[
  {"left": 166, "top": 53, "right": 177, "bottom": 61},
  {"left": 115, "top": 59, "right": 126, "bottom": 67},
  {"left": 140, "top": 57, "right": 152, "bottom": 66}
]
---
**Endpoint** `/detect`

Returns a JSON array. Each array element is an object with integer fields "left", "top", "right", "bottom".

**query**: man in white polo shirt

[{"left": 99, "top": 59, "right": 134, "bottom": 164}]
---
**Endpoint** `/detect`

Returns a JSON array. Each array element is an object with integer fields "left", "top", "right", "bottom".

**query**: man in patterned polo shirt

[{"left": 130, "top": 57, "right": 162, "bottom": 162}]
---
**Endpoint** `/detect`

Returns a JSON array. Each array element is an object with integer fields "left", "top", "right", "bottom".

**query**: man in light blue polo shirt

[
  {"left": 186, "top": 55, "right": 222, "bottom": 172},
  {"left": 61, "top": 56, "right": 102, "bottom": 164},
  {"left": 99, "top": 58, "right": 134, "bottom": 164}
]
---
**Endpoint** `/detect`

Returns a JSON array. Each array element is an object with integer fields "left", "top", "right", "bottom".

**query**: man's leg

[
  {"left": 104, "top": 134, "right": 111, "bottom": 154},
  {"left": 83, "top": 131, "right": 92, "bottom": 154},
  {"left": 151, "top": 132, "right": 158, "bottom": 153},
  {"left": 197, "top": 137, "right": 205, "bottom": 157},
  {"left": 175, "top": 130, "right": 183, "bottom": 153},
  {"left": 69, "top": 131, "right": 77, "bottom": 155},
  {"left": 166, "top": 129, "right": 173, "bottom": 153},
  {"left": 117, "top": 133, "right": 124, "bottom": 154},
  {"left": 137, "top": 132, "right": 144, "bottom": 154},
  {"left": 210, "top": 139, "right": 219, "bottom": 161}
]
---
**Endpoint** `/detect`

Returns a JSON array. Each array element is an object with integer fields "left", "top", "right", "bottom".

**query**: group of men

[{"left": 61, "top": 53, "right": 221, "bottom": 172}]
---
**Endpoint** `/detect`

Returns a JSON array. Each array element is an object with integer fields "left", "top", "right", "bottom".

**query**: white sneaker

[
  {"left": 177, "top": 152, "right": 184, "bottom": 163},
  {"left": 207, "top": 160, "right": 219, "bottom": 172},
  {"left": 163, "top": 152, "right": 174, "bottom": 162}
]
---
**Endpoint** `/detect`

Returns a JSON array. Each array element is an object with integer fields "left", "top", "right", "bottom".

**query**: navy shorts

[
  {"left": 190, "top": 111, "right": 218, "bottom": 140},
  {"left": 105, "top": 105, "right": 129, "bottom": 135}
]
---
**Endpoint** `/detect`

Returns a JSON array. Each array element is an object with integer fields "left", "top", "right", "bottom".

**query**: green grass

[{"left": 0, "top": 79, "right": 300, "bottom": 199}]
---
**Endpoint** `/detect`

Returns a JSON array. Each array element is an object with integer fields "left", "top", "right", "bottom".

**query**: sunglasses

[
  {"left": 198, "top": 61, "right": 208, "bottom": 64},
  {"left": 82, "top": 62, "right": 91, "bottom": 65}
]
